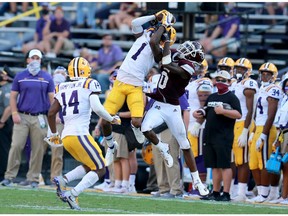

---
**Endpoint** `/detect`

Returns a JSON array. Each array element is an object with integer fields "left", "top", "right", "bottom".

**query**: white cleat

[
  {"left": 232, "top": 194, "right": 248, "bottom": 202},
  {"left": 193, "top": 180, "right": 209, "bottom": 196},
  {"left": 131, "top": 125, "right": 146, "bottom": 143},
  {"left": 157, "top": 142, "right": 173, "bottom": 168},
  {"left": 61, "top": 191, "right": 80, "bottom": 210},
  {"left": 280, "top": 198, "right": 288, "bottom": 205},
  {"left": 246, "top": 195, "right": 266, "bottom": 203},
  {"left": 53, "top": 176, "right": 67, "bottom": 199},
  {"left": 105, "top": 141, "right": 118, "bottom": 166},
  {"left": 268, "top": 197, "right": 284, "bottom": 204},
  {"left": 94, "top": 181, "right": 111, "bottom": 191}
]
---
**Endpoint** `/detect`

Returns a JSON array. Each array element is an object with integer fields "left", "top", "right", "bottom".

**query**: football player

[
  {"left": 231, "top": 58, "right": 258, "bottom": 202},
  {"left": 141, "top": 21, "right": 209, "bottom": 196},
  {"left": 217, "top": 57, "right": 236, "bottom": 89},
  {"left": 46, "top": 57, "right": 119, "bottom": 210},
  {"left": 101, "top": 10, "right": 177, "bottom": 167},
  {"left": 247, "top": 62, "right": 283, "bottom": 203}
]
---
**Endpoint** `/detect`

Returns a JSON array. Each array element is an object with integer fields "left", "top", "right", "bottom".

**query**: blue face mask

[{"left": 27, "top": 60, "right": 41, "bottom": 76}]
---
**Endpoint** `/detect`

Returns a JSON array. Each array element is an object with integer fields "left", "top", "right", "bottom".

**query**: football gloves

[
  {"left": 44, "top": 131, "right": 63, "bottom": 148},
  {"left": 237, "top": 128, "right": 248, "bottom": 147},
  {"left": 111, "top": 115, "right": 121, "bottom": 125},
  {"left": 256, "top": 133, "right": 267, "bottom": 151},
  {"left": 161, "top": 12, "right": 176, "bottom": 28}
]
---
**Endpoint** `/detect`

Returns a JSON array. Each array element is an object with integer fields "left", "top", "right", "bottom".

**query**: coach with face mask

[
  {"left": 0, "top": 49, "right": 55, "bottom": 188},
  {"left": 193, "top": 70, "right": 242, "bottom": 202}
]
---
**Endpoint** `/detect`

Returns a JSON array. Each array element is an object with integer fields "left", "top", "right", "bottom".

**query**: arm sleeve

[
  {"left": 131, "top": 15, "right": 156, "bottom": 34},
  {"left": 89, "top": 94, "right": 113, "bottom": 122}
]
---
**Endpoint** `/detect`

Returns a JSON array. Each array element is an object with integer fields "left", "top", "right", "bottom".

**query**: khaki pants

[
  {"left": 152, "top": 128, "right": 183, "bottom": 195},
  {"left": 5, "top": 114, "right": 48, "bottom": 182}
]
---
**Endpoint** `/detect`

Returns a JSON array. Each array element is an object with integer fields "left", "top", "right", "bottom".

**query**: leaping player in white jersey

[
  {"left": 101, "top": 10, "right": 177, "bottom": 166},
  {"left": 230, "top": 58, "right": 258, "bottom": 202},
  {"left": 46, "top": 57, "right": 119, "bottom": 210}
]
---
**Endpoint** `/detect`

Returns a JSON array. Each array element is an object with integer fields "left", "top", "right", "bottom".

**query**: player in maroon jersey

[{"left": 141, "top": 24, "right": 209, "bottom": 196}]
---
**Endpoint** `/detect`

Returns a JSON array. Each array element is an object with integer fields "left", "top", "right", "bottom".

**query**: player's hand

[
  {"left": 193, "top": 109, "right": 205, "bottom": 119},
  {"left": 214, "top": 104, "right": 224, "bottom": 115},
  {"left": 44, "top": 132, "right": 63, "bottom": 148},
  {"left": 256, "top": 133, "right": 267, "bottom": 151},
  {"left": 237, "top": 128, "right": 248, "bottom": 147},
  {"left": 155, "top": 9, "right": 169, "bottom": 19},
  {"left": 161, "top": 12, "right": 175, "bottom": 28},
  {"left": 111, "top": 115, "right": 121, "bottom": 125},
  {"left": 248, "top": 132, "right": 254, "bottom": 146},
  {"left": 189, "top": 122, "right": 201, "bottom": 137}
]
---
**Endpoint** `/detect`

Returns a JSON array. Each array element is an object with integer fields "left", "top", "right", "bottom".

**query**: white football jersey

[
  {"left": 186, "top": 78, "right": 212, "bottom": 124},
  {"left": 55, "top": 78, "right": 101, "bottom": 139},
  {"left": 234, "top": 78, "right": 259, "bottom": 121},
  {"left": 117, "top": 30, "right": 156, "bottom": 87},
  {"left": 255, "top": 83, "right": 282, "bottom": 126}
]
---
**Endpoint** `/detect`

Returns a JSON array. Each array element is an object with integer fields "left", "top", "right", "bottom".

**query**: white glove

[
  {"left": 189, "top": 122, "right": 201, "bottom": 137},
  {"left": 44, "top": 131, "right": 63, "bottom": 148},
  {"left": 162, "top": 12, "right": 175, "bottom": 27},
  {"left": 111, "top": 115, "right": 121, "bottom": 125},
  {"left": 248, "top": 132, "right": 254, "bottom": 146},
  {"left": 237, "top": 128, "right": 249, "bottom": 147},
  {"left": 256, "top": 133, "right": 267, "bottom": 151}
]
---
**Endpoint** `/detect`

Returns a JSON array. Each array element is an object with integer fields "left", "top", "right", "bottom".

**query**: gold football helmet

[
  {"left": 68, "top": 57, "right": 91, "bottom": 80},
  {"left": 217, "top": 57, "right": 234, "bottom": 74},
  {"left": 234, "top": 58, "right": 253, "bottom": 78},
  {"left": 142, "top": 142, "right": 154, "bottom": 165},
  {"left": 160, "top": 26, "right": 177, "bottom": 47},
  {"left": 259, "top": 62, "right": 278, "bottom": 81}
]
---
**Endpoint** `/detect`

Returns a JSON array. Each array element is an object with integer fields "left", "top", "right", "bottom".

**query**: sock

[
  {"left": 261, "top": 186, "right": 269, "bottom": 197},
  {"left": 65, "top": 165, "right": 87, "bottom": 183},
  {"left": 191, "top": 171, "right": 201, "bottom": 183},
  {"left": 121, "top": 180, "right": 129, "bottom": 189},
  {"left": 257, "top": 185, "right": 262, "bottom": 196},
  {"left": 115, "top": 180, "right": 122, "bottom": 188},
  {"left": 129, "top": 174, "right": 136, "bottom": 186},
  {"left": 238, "top": 182, "right": 247, "bottom": 196},
  {"left": 229, "top": 179, "right": 235, "bottom": 195},
  {"left": 105, "top": 134, "right": 114, "bottom": 147},
  {"left": 269, "top": 186, "right": 279, "bottom": 197},
  {"left": 72, "top": 171, "right": 99, "bottom": 196}
]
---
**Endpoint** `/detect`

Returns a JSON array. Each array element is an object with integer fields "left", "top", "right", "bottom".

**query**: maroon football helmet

[{"left": 176, "top": 41, "right": 205, "bottom": 65}]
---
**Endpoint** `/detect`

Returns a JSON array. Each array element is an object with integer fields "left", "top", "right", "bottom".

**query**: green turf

[{"left": 0, "top": 187, "right": 287, "bottom": 214}]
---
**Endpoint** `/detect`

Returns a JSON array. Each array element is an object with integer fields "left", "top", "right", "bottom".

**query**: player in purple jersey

[{"left": 141, "top": 24, "right": 209, "bottom": 196}]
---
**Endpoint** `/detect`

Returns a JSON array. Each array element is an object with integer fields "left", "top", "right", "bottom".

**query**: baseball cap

[
  {"left": 197, "top": 84, "right": 212, "bottom": 92},
  {"left": 28, "top": 49, "right": 43, "bottom": 58},
  {"left": 209, "top": 71, "right": 218, "bottom": 79},
  {"left": 216, "top": 70, "right": 231, "bottom": 80}
]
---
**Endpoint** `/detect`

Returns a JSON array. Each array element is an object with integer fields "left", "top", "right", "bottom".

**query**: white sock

[
  {"left": 257, "top": 185, "right": 262, "bottom": 196},
  {"left": 65, "top": 165, "right": 86, "bottom": 183},
  {"left": 121, "top": 180, "right": 129, "bottom": 189},
  {"left": 72, "top": 171, "right": 99, "bottom": 196},
  {"left": 262, "top": 186, "right": 270, "bottom": 197},
  {"left": 129, "top": 174, "right": 136, "bottom": 186},
  {"left": 238, "top": 183, "right": 247, "bottom": 196},
  {"left": 115, "top": 180, "right": 122, "bottom": 188},
  {"left": 230, "top": 179, "right": 235, "bottom": 195},
  {"left": 105, "top": 134, "right": 114, "bottom": 147},
  {"left": 191, "top": 171, "right": 201, "bottom": 183},
  {"left": 269, "top": 186, "right": 279, "bottom": 197}
]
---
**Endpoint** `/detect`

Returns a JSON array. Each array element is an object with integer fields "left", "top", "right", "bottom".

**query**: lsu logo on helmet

[{"left": 68, "top": 57, "right": 91, "bottom": 80}]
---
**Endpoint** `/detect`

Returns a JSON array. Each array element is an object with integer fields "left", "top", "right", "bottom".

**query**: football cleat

[
  {"left": 131, "top": 125, "right": 145, "bottom": 144},
  {"left": 105, "top": 141, "right": 118, "bottom": 166},
  {"left": 193, "top": 179, "right": 209, "bottom": 196},
  {"left": 61, "top": 191, "right": 80, "bottom": 210},
  {"left": 156, "top": 142, "right": 173, "bottom": 168},
  {"left": 53, "top": 176, "right": 67, "bottom": 199}
]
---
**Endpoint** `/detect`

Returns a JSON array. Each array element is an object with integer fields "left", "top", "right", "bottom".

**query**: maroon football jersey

[{"left": 147, "top": 53, "right": 195, "bottom": 105}]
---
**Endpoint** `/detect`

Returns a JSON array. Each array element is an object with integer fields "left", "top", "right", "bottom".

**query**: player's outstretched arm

[
  {"left": 90, "top": 93, "right": 114, "bottom": 122},
  {"left": 150, "top": 25, "right": 166, "bottom": 63},
  {"left": 131, "top": 15, "right": 156, "bottom": 38}
]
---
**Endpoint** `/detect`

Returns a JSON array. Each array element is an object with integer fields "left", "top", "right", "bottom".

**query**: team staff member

[
  {"left": 194, "top": 70, "right": 242, "bottom": 201},
  {"left": 0, "top": 68, "right": 14, "bottom": 181},
  {"left": 0, "top": 49, "right": 54, "bottom": 188}
]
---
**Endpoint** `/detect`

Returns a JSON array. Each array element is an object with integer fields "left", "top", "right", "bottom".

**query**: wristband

[
  {"left": 12, "top": 111, "right": 18, "bottom": 115},
  {"left": 162, "top": 54, "right": 172, "bottom": 65}
]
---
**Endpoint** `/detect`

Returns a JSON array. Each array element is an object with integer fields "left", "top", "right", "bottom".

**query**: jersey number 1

[
  {"left": 61, "top": 90, "right": 79, "bottom": 116},
  {"left": 131, "top": 43, "right": 147, "bottom": 60}
]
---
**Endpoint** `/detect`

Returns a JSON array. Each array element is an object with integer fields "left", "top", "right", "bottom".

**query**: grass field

[{"left": 0, "top": 186, "right": 287, "bottom": 214}]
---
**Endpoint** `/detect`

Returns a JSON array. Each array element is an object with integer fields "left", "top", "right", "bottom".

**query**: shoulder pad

[
  {"left": 83, "top": 78, "right": 101, "bottom": 92},
  {"left": 266, "top": 84, "right": 283, "bottom": 100},
  {"left": 243, "top": 78, "right": 258, "bottom": 90}
]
